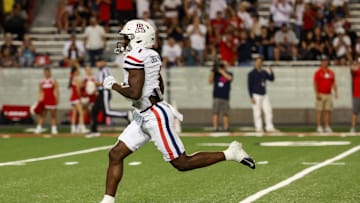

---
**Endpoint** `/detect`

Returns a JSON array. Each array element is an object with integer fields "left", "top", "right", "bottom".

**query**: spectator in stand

[
  {"left": 136, "top": 0, "right": 150, "bottom": 19},
  {"left": 208, "top": 0, "right": 227, "bottom": 20},
  {"left": 237, "top": 2, "right": 252, "bottom": 30},
  {"left": 313, "top": 56, "right": 338, "bottom": 133},
  {"left": 141, "top": 10, "right": 157, "bottom": 31},
  {"left": 97, "top": 0, "right": 111, "bottom": 32},
  {"left": 162, "top": 37, "right": 183, "bottom": 68},
  {"left": 219, "top": 32, "right": 238, "bottom": 65},
  {"left": 274, "top": 23, "right": 299, "bottom": 61},
  {"left": 332, "top": 0, "right": 349, "bottom": 17},
  {"left": 350, "top": 58, "right": 360, "bottom": 133},
  {"left": 313, "top": 27, "right": 327, "bottom": 59},
  {"left": 4, "top": 3, "right": 27, "bottom": 40},
  {"left": 292, "top": 0, "right": 304, "bottom": 40},
  {"left": 211, "top": 11, "right": 227, "bottom": 35},
  {"left": 56, "top": 0, "right": 70, "bottom": 33},
  {"left": 1, "top": 33, "right": 18, "bottom": 59},
  {"left": 182, "top": 37, "right": 198, "bottom": 66},
  {"left": 0, "top": 47, "right": 19, "bottom": 67},
  {"left": 245, "top": 0, "right": 259, "bottom": 13},
  {"left": 161, "top": 0, "right": 182, "bottom": 22},
  {"left": 184, "top": 0, "right": 203, "bottom": 25},
  {"left": 250, "top": 13, "right": 267, "bottom": 39},
  {"left": 299, "top": 31, "right": 322, "bottom": 60},
  {"left": 270, "top": 0, "right": 293, "bottom": 28},
  {"left": 19, "top": 34, "right": 36, "bottom": 67},
  {"left": 302, "top": 3, "right": 317, "bottom": 37},
  {"left": 237, "top": 30, "right": 253, "bottom": 66},
  {"left": 343, "top": 21, "right": 358, "bottom": 49},
  {"left": 83, "top": 17, "right": 106, "bottom": 67},
  {"left": 186, "top": 16, "right": 207, "bottom": 65},
  {"left": 333, "top": 27, "right": 352, "bottom": 65},
  {"left": 167, "top": 17, "right": 184, "bottom": 43},
  {"left": 62, "top": 33, "right": 85, "bottom": 67},
  {"left": 209, "top": 61, "right": 233, "bottom": 131},
  {"left": 325, "top": 3, "right": 337, "bottom": 24},
  {"left": 74, "top": 0, "right": 91, "bottom": 31},
  {"left": 324, "top": 23, "right": 337, "bottom": 60},
  {"left": 227, "top": 7, "right": 243, "bottom": 31},
  {"left": 116, "top": 0, "right": 134, "bottom": 25},
  {"left": 255, "top": 26, "right": 275, "bottom": 60}
]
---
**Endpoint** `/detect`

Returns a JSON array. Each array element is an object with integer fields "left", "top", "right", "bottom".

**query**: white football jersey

[{"left": 122, "top": 47, "right": 162, "bottom": 110}]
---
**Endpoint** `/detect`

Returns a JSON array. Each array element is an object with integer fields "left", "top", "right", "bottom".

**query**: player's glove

[{"left": 103, "top": 76, "right": 117, "bottom": 90}]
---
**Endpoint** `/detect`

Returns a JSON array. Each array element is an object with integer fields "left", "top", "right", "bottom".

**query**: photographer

[{"left": 209, "top": 61, "right": 233, "bottom": 131}]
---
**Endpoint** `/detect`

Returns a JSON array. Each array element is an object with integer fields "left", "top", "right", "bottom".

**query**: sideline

[
  {"left": 0, "top": 145, "right": 112, "bottom": 167},
  {"left": 239, "top": 145, "right": 360, "bottom": 203}
]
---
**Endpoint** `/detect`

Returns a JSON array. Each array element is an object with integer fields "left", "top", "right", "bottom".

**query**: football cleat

[{"left": 224, "top": 141, "right": 256, "bottom": 169}]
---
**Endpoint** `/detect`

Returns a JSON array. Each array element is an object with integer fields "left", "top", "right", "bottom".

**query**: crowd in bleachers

[{"left": 1, "top": 0, "right": 360, "bottom": 68}]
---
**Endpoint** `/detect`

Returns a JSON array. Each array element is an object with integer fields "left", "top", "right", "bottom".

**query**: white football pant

[{"left": 118, "top": 101, "right": 185, "bottom": 161}]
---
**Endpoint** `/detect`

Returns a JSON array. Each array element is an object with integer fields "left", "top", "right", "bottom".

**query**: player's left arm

[
  {"left": 54, "top": 80, "right": 60, "bottom": 105},
  {"left": 110, "top": 69, "right": 145, "bottom": 100}
]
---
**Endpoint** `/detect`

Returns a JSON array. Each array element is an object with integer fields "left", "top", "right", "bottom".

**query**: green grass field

[{"left": 1, "top": 132, "right": 360, "bottom": 203}]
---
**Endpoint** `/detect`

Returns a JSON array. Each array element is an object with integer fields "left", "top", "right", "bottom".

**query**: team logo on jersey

[{"left": 135, "top": 23, "right": 146, "bottom": 33}]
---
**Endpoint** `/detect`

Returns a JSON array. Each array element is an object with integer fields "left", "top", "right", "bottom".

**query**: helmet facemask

[{"left": 114, "top": 33, "right": 134, "bottom": 54}]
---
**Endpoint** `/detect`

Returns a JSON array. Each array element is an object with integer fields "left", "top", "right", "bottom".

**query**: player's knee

[{"left": 108, "top": 144, "right": 128, "bottom": 162}]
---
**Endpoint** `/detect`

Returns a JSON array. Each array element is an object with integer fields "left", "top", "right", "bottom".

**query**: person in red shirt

[
  {"left": 69, "top": 66, "right": 88, "bottom": 134},
  {"left": 97, "top": 0, "right": 111, "bottom": 31},
  {"left": 350, "top": 58, "right": 360, "bottom": 132},
  {"left": 313, "top": 56, "right": 338, "bottom": 133},
  {"left": 210, "top": 11, "right": 227, "bottom": 35},
  {"left": 116, "top": 0, "right": 134, "bottom": 25},
  {"left": 219, "top": 32, "right": 238, "bottom": 65},
  {"left": 35, "top": 67, "right": 59, "bottom": 134}
]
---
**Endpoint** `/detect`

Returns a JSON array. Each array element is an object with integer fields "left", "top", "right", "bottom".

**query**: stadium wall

[{"left": 0, "top": 66, "right": 353, "bottom": 125}]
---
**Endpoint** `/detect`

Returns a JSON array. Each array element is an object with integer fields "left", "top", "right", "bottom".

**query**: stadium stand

[{"left": 1, "top": 0, "right": 360, "bottom": 68}]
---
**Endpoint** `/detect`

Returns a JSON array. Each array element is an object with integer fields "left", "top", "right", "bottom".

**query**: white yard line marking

[
  {"left": 0, "top": 145, "right": 112, "bottom": 167},
  {"left": 64, "top": 161, "right": 79, "bottom": 165},
  {"left": 239, "top": 145, "right": 360, "bottom": 203},
  {"left": 128, "top": 161, "right": 142, "bottom": 166},
  {"left": 301, "top": 162, "right": 345, "bottom": 166}
]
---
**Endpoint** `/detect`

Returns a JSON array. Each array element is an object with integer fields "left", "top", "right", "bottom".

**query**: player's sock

[{"left": 100, "top": 194, "right": 115, "bottom": 203}]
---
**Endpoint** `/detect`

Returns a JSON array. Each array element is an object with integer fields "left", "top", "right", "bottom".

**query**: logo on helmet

[{"left": 135, "top": 24, "right": 146, "bottom": 33}]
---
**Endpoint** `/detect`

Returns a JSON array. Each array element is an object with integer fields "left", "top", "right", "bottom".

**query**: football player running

[{"left": 99, "top": 20, "right": 255, "bottom": 203}]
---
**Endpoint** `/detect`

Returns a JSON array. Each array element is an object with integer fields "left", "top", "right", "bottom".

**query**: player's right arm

[{"left": 110, "top": 69, "right": 145, "bottom": 100}]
